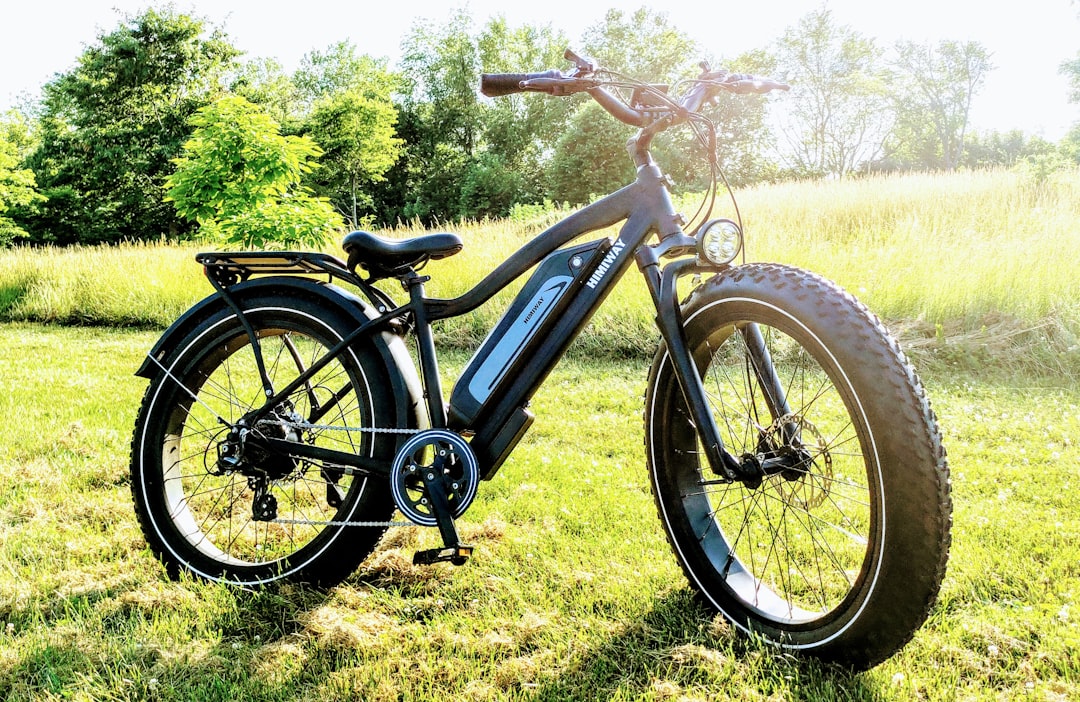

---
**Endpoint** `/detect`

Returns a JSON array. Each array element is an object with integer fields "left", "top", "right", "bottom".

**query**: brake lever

[{"left": 519, "top": 77, "right": 600, "bottom": 96}]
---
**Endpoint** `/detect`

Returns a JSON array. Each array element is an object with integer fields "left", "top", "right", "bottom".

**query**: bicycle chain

[
  {"left": 275, "top": 422, "right": 425, "bottom": 527},
  {"left": 150, "top": 351, "right": 427, "bottom": 528},
  {"left": 272, "top": 517, "right": 416, "bottom": 528}
]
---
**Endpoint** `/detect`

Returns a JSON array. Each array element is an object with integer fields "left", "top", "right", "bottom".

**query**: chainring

[{"left": 389, "top": 430, "right": 479, "bottom": 527}]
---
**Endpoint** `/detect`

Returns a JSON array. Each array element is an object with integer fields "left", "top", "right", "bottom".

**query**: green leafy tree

[
  {"left": 230, "top": 57, "right": 301, "bottom": 128},
  {"left": 0, "top": 138, "right": 45, "bottom": 246},
  {"left": 1063, "top": 1, "right": 1080, "bottom": 105},
  {"left": 547, "top": 8, "right": 700, "bottom": 203},
  {"left": 231, "top": 42, "right": 406, "bottom": 226},
  {"left": 401, "top": 11, "right": 483, "bottom": 158},
  {"left": 26, "top": 7, "right": 238, "bottom": 244},
  {"left": 657, "top": 49, "right": 781, "bottom": 190},
  {"left": 304, "top": 88, "right": 404, "bottom": 227},
  {"left": 581, "top": 7, "right": 697, "bottom": 84},
  {"left": 288, "top": 45, "right": 405, "bottom": 227},
  {"left": 958, "top": 129, "right": 1055, "bottom": 170},
  {"left": 891, "top": 40, "right": 993, "bottom": 170},
  {"left": 166, "top": 97, "right": 342, "bottom": 248},
  {"left": 293, "top": 42, "right": 394, "bottom": 110},
  {"left": 773, "top": 8, "right": 891, "bottom": 177},
  {"left": 548, "top": 101, "right": 636, "bottom": 204},
  {"left": 396, "top": 11, "right": 510, "bottom": 222},
  {"left": 1062, "top": 55, "right": 1080, "bottom": 104},
  {"left": 395, "top": 11, "right": 578, "bottom": 221},
  {"left": 0, "top": 108, "right": 38, "bottom": 161},
  {"left": 1061, "top": 123, "right": 1080, "bottom": 164},
  {"left": 476, "top": 17, "right": 574, "bottom": 208}
]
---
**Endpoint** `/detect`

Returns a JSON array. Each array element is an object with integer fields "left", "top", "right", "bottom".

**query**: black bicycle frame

[{"left": 228, "top": 160, "right": 762, "bottom": 485}]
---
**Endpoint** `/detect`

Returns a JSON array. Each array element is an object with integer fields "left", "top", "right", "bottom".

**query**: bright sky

[{"left": 2, "top": 1, "right": 1078, "bottom": 139}]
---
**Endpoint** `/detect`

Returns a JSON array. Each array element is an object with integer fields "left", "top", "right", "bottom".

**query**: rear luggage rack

[
  {"left": 196, "top": 251, "right": 363, "bottom": 287},
  {"left": 196, "top": 251, "right": 401, "bottom": 317}
]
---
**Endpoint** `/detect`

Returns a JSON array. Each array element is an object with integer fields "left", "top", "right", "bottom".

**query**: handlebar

[
  {"left": 480, "top": 70, "right": 564, "bottom": 97},
  {"left": 480, "top": 53, "right": 789, "bottom": 129}
]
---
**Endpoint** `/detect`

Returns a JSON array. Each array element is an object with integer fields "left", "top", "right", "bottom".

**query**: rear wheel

[
  {"left": 646, "top": 263, "right": 950, "bottom": 670},
  {"left": 131, "top": 296, "right": 401, "bottom": 587}
]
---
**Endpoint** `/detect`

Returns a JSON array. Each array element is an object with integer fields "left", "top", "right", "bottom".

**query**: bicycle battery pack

[{"left": 448, "top": 238, "right": 611, "bottom": 430}]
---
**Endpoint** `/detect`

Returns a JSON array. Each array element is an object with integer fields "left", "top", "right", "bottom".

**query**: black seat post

[{"left": 404, "top": 271, "right": 447, "bottom": 429}]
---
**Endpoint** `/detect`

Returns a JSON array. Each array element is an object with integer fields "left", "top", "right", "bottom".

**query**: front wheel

[{"left": 645, "top": 263, "right": 950, "bottom": 670}]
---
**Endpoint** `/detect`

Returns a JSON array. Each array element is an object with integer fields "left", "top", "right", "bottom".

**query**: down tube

[{"left": 459, "top": 203, "right": 658, "bottom": 440}]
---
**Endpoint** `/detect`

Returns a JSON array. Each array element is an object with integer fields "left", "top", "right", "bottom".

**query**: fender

[{"left": 135, "top": 276, "right": 429, "bottom": 430}]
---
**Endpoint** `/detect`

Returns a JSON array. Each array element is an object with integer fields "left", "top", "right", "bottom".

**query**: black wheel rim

[
  {"left": 677, "top": 319, "right": 878, "bottom": 626},
  {"left": 156, "top": 319, "right": 374, "bottom": 569}
]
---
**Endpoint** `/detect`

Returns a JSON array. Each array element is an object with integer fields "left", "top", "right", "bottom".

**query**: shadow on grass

[
  {"left": 0, "top": 576, "right": 891, "bottom": 701},
  {"left": 529, "top": 589, "right": 881, "bottom": 702}
]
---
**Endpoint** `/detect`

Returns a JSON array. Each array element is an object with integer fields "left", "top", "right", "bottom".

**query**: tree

[
  {"left": 547, "top": 7, "right": 705, "bottom": 203},
  {"left": 580, "top": 7, "right": 696, "bottom": 83},
  {"left": 25, "top": 7, "right": 238, "bottom": 244},
  {"left": 0, "top": 108, "right": 37, "bottom": 161},
  {"left": 394, "top": 11, "right": 572, "bottom": 222},
  {"left": 166, "top": 97, "right": 342, "bottom": 248},
  {"left": 230, "top": 57, "right": 301, "bottom": 128},
  {"left": 400, "top": 11, "right": 483, "bottom": 158},
  {"left": 547, "top": 101, "right": 635, "bottom": 204},
  {"left": 0, "top": 137, "right": 44, "bottom": 246},
  {"left": 304, "top": 87, "right": 404, "bottom": 227},
  {"left": 393, "top": 11, "right": 484, "bottom": 223},
  {"left": 1062, "top": 1, "right": 1080, "bottom": 104},
  {"left": 958, "top": 129, "right": 1054, "bottom": 170},
  {"left": 773, "top": 9, "right": 891, "bottom": 177},
  {"left": 1061, "top": 123, "right": 1080, "bottom": 164},
  {"left": 656, "top": 49, "right": 782, "bottom": 190},
  {"left": 293, "top": 42, "right": 395, "bottom": 111},
  {"left": 891, "top": 40, "right": 993, "bottom": 170},
  {"left": 1063, "top": 55, "right": 1080, "bottom": 104},
  {"left": 476, "top": 17, "right": 574, "bottom": 206}
]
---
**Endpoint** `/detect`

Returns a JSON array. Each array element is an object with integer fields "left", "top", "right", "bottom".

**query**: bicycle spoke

[{"left": 152, "top": 323, "right": 373, "bottom": 568}]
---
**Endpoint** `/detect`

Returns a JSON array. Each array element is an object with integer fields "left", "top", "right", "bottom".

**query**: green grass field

[
  {"left": 1, "top": 168, "right": 1078, "bottom": 699},
  {"left": 0, "top": 322, "right": 1077, "bottom": 701}
]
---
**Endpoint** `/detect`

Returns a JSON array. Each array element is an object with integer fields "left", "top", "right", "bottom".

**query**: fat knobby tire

[
  {"left": 645, "top": 263, "right": 951, "bottom": 670},
  {"left": 130, "top": 293, "right": 401, "bottom": 587}
]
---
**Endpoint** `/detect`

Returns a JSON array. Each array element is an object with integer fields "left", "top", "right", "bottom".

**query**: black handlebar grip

[{"left": 481, "top": 70, "right": 561, "bottom": 97}]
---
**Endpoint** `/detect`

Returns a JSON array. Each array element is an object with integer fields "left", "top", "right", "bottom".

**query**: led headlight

[{"left": 696, "top": 218, "right": 743, "bottom": 266}]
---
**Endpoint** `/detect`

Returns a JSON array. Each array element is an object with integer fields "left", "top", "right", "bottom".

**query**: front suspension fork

[{"left": 639, "top": 256, "right": 791, "bottom": 484}]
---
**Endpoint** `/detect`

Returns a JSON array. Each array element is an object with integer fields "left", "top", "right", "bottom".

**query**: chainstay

[
  {"left": 290, "top": 422, "right": 421, "bottom": 435},
  {"left": 271, "top": 517, "right": 418, "bottom": 528}
]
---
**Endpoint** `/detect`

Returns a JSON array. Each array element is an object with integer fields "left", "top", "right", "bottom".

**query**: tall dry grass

[{"left": 2, "top": 169, "right": 1077, "bottom": 370}]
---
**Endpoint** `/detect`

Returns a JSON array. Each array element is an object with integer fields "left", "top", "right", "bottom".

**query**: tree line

[{"left": 1, "top": 5, "right": 1078, "bottom": 248}]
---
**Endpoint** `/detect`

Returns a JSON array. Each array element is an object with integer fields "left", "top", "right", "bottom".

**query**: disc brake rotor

[{"left": 767, "top": 415, "right": 832, "bottom": 510}]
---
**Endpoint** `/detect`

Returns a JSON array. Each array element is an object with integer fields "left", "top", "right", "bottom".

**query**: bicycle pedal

[{"left": 412, "top": 544, "right": 473, "bottom": 566}]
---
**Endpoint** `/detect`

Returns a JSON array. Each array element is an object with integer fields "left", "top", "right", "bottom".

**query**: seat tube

[{"left": 406, "top": 273, "right": 447, "bottom": 429}]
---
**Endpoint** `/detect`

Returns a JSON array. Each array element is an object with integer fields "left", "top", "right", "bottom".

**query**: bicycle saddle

[{"left": 343, "top": 230, "right": 463, "bottom": 279}]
